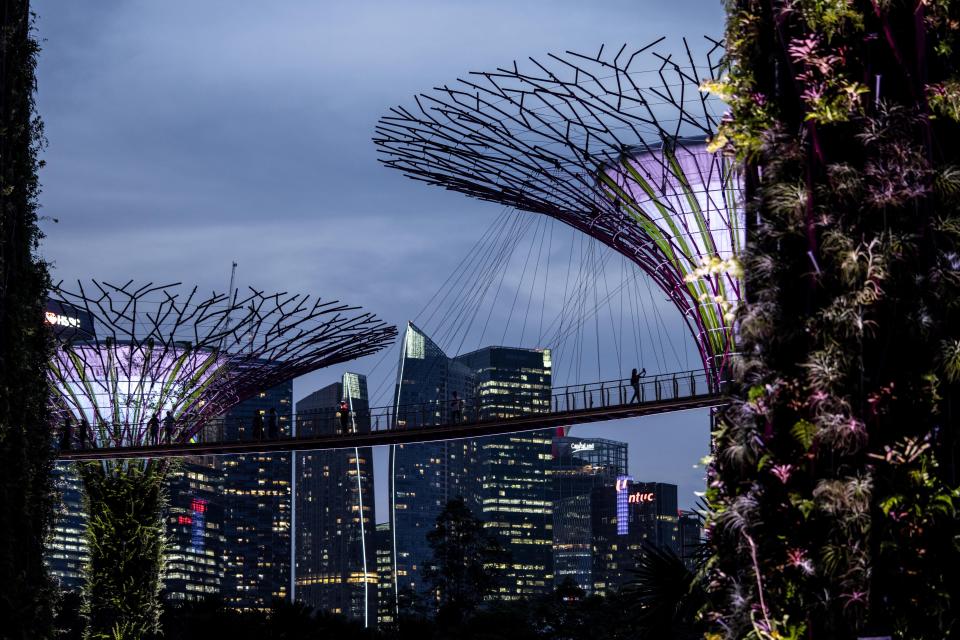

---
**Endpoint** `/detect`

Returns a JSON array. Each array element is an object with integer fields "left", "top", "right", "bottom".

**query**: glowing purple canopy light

[
  {"left": 48, "top": 280, "right": 397, "bottom": 451},
  {"left": 374, "top": 38, "right": 744, "bottom": 380}
]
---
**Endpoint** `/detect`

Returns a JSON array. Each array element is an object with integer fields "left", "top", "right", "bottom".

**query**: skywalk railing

[{"left": 55, "top": 369, "right": 725, "bottom": 458}]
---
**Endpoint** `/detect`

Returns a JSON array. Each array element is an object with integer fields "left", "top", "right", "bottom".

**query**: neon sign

[
  {"left": 616, "top": 475, "right": 633, "bottom": 535},
  {"left": 628, "top": 492, "right": 655, "bottom": 504},
  {"left": 571, "top": 442, "right": 595, "bottom": 453},
  {"left": 190, "top": 498, "right": 207, "bottom": 549},
  {"left": 45, "top": 311, "right": 81, "bottom": 328}
]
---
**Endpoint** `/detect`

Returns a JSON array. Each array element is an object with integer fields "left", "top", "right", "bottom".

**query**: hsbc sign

[{"left": 45, "top": 311, "right": 81, "bottom": 328}]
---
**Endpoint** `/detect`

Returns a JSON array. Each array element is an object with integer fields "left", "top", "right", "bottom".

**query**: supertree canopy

[
  {"left": 48, "top": 280, "right": 397, "bottom": 451},
  {"left": 46, "top": 280, "right": 395, "bottom": 639},
  {"left": 375, "top": 38, "right": 743, "bottom": 380}
]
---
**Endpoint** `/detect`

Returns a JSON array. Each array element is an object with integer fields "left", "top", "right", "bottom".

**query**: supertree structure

[
  {"left": 374, "top": 37, "right": 744, "bottom": 381},
  {"left": 47, "top": 280, "right": 396, "bottom": 640}
]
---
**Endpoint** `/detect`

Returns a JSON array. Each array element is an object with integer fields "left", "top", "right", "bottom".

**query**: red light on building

[
  {"left": 191, "top": 498, "right": 207, "bottom": 514},
  {"left": 178, "top": 515, "right": 193, "bottom": 525}
]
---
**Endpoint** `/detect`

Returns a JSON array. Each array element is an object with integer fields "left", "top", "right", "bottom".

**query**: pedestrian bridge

[{"left": 56, "top": 370, "right": 726, "bottom": 461}]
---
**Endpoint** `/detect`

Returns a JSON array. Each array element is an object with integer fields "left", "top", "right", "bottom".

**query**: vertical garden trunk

[
  {"left": 0, "top": 1, "right": 56, "bottom": 638},
  {"left": 706, "top": 0, "right": 960, "bottom": 638},
  {"left": 80, "top": 461, "right": 167, "bottom": 640}
]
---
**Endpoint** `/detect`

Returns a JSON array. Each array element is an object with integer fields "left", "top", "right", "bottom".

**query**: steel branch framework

[
  {"left": 48, "top": 280, "right": 397, "bottom": 455},
  {"left": 374, "top": 37, "right": 744, "bottom": 379}
]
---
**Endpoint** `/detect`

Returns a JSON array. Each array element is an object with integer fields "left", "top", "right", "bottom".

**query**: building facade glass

[
  {"left": 163, "top": 457, "right": 225, "bottom": 602},
  {"left": 591, "top": 481, "right": 679, "bottom": 593},
  {"left": 375, "top": 522, "right": 394, "bottom": 629},
  {"left": 295, "top": 373, "right": 376, "bottom": 626},
  {"left": 219, "top": 383, "right": 293, "bottom": 610},
  {"left": 551, "top": 436, "right": 627, "bottom": 592},
  {"left": 47, "top": 462, "right": 88, "bottom": 593},
  {"left": 453, "top": 346, "right": 554, "bottom": 601},
  {"left": 389, "top": 323, "right": 475, "bottom": 602}
]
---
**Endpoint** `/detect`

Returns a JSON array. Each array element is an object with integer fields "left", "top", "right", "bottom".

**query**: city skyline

[{"left": 31, "top": 1, "right": 717, "bottom": 521}]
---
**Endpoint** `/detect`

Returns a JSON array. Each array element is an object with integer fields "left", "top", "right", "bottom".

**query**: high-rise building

[
  {"left": 453, "top": 346, "right": 554, "bottom": 601},
  {"left": 551, "top": 436, "right": 627, "bottom": 593},
  {"left": 375, "top": 522, "right": 395, "bottom": 629},
  {"left": 47, "top": 462, "right": 88, "bottom": 593},
  {"left": 388, "top": 325, "right": 557, "bottom": 606},
  {"left": 163, "top": 457, "right": 225, "bottom": 602},
  {"left": 47, "top": 460, "right": 227, "bottom": 601},
  {"left": 591, "top": 480, "right": 679, "bottom": 593},
  {"left": 295, "top": 373, "right": 376, "bottom": 626},
  {"left": 389, "top": 323, "right": 474, "bottom": 600},
  {"left": 219, "top": 383, "right": 293, "bottom": 610},
  {"left": 678, "top": 510, "right": 703, "bottom": 571}
]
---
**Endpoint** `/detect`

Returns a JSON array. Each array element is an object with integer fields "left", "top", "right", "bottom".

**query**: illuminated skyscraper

[
  {"left": 388, "top": 327, "right": 556, "bottom": 605},
  {"left": 375, "top": 522, "right": 395, "bottom": 628},
  {"left": 163, "top": 457, "right": 225, "bottom": 602},
  {"left": 219, "top": 383, "right": 293, "bottom": 610},
  {"left": 47, "top": 463, "right": 88, "bottom": 592},
  {"left": 592, "top": 481, "right": 679, "bottom": 593},
  {"left": 389, "top": 323, "right": 474, "bottom": 599},
  {"left": 551, "top": 436, "right": 627, "bottom": 593},
  {"left": 678, "top": 510, "right": 704, "bottom": 572},
  {"left": 295, "top": 373, "right": 376, "bottom": 626},
  {"left": 453, "top": 346, "right": 554, "bottom": 600}
]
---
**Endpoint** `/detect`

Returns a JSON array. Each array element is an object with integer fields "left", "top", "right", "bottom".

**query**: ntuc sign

[{"left": 628, "top": 491, "right": 655, "bottom": 504}]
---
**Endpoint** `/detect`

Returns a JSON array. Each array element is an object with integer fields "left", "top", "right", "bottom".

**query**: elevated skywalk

[{"left": 56, "top": 370, "right": 726, "bottom": 461}]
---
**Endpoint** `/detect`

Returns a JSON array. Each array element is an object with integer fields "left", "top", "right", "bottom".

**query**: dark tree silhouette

[
  {"left": 425, "top": 497, "right": 506, "bottom": 624},
  {"left": 0, "top": 1, "right": 56, "bottom": 638},
  {"left": 625, "top": 543, "right": 705, "bottom": 639}
]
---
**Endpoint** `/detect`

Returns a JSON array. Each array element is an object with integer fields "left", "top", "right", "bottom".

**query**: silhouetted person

[
  {"left": 252, "top": 412, "right": 264, "bottom": 440},
  {"left": 163, "top": 410, "right": 175, "bottom": 444},
  {"left": 630, "top": 367, "right": 646, "bottom": 403},
  {"left": 267, "top": 408, "right": 279, "bottom": 439},
  {"left": 60, "top": 416, "right": 73, "bottom": 450},
  {"left": 78, "top": 418, "right": 90, "bottom": 449},
  {"left": 450, "top": 391, "right": 464, "bottom": 424},
  {"left": 148, "top": 413, "right": 160, "bottom": 445},
  {"left": 338, "top": 400, "right": 351, "bottom": 434}
]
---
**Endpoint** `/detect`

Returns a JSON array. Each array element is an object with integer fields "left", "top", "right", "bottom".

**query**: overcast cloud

[{"left": 34, "top": 0, "right": 725, "bottom": 517}]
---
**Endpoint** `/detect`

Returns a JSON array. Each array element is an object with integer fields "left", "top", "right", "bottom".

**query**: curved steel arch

[
  {"left": 374, "top": 38, "right": 743, "bottom": 380},
  {"left": 48, "top": 280, "right": 397, "bottom": 459}
]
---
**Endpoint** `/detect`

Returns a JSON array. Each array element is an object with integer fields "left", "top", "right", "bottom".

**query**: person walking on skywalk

[
  {"left": 163, "top": 410, "right": 176, "bottom": 444},
  {"left": 148, "top": 413, "right": 160, "bottom": 445},
  {"left": 267, "top": 407, "right": 279, "bottom": 440},
  {"left": 630, "top": 367, "right": 647, "bottom": 404},
  {"left": 450, "top": 391, "right": 464, "bottom": 424},
  {"left": 60, "top": 416, "right": 73, "bottom": 450},
  {"left": 252, "top": 411, "right": 264, "bottom": 440},
  {"left": 338, "top": 399, "right": 351, "bottom": 434}
]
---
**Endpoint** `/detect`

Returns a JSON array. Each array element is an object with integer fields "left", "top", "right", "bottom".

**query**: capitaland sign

[
  {"left": 45, "top": 311, "right": 82, "bottom": 329},
  {"left": 570, "top": 442, "right": 595, "bottom": 453}
]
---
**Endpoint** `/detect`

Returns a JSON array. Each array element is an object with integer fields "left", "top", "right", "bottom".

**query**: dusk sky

[{"left": 33, "top": 0, "right": 726, "bottom": 518}]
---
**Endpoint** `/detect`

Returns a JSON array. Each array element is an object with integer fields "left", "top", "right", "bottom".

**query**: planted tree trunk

[
  {"left": 706, "top": 0, "right": 960, "bottom": 638},
  {"left": 0, "top": 0, "right": 56, "bottom": 638},
  {"left": 80, "top": 461, "right": 167, "bottom": 640}
]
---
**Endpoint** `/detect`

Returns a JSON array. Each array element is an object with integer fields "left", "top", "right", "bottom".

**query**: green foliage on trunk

[
  {"left": 705, "top": 0, "right": 960, "bottom": 638},
  {"left": 0, "top": 1, "right": 56, "bottom": 638},
  {"left": 80, "top": 461, "right": 167, "bottom": 640}
]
